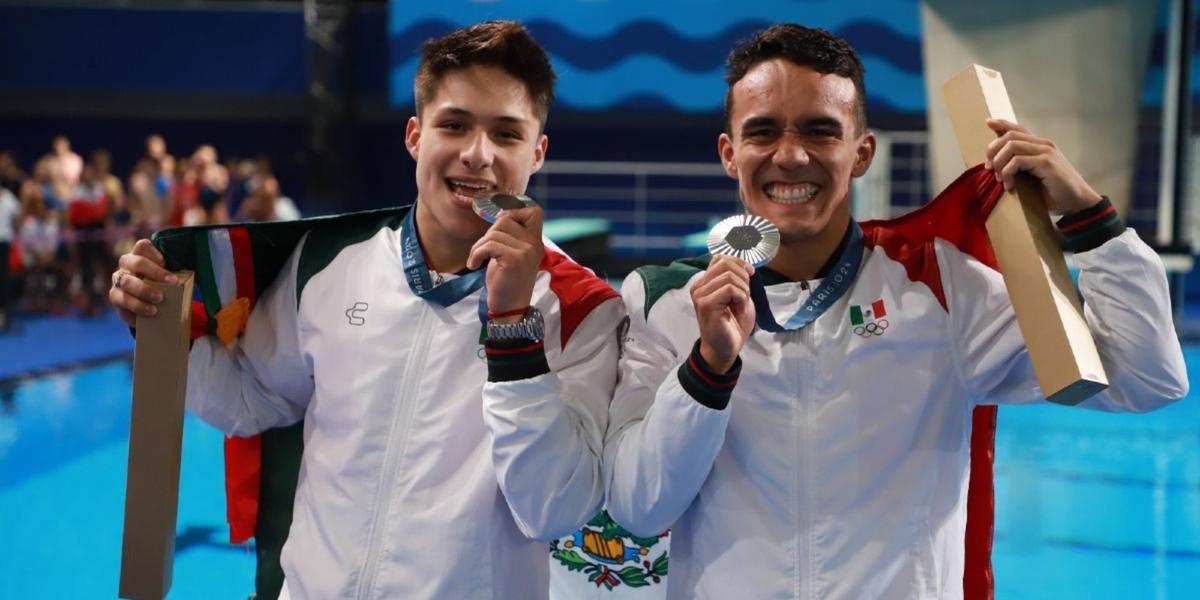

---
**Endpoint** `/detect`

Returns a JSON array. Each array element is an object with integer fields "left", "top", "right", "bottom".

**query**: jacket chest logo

[
  {"left": 850, "top": 298, "right": 889, "bottom": 337},
  {"left": 345, "top": 302, "right": 368, "bottom": 326}
]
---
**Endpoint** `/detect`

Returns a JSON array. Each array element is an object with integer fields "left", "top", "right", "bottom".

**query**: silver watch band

[{"left": 486, "top": 306, "right": 544, "bottom": 342}]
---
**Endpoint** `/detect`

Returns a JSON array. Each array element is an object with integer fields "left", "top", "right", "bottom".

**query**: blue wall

[{"left": 1, "top": 1, "right": 1198, "bottom": 221}]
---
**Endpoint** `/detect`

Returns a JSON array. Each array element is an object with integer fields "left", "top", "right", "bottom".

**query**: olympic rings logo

[{"left": 853, "top": 319, "right": 889, "bottom": 337}]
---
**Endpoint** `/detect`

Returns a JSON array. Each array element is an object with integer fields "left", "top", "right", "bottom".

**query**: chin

[{"left": 778, "top": 226, "right": 823, "bottom": 245}]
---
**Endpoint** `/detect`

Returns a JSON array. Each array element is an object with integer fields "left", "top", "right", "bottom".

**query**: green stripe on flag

[
  {"left": 849, "top": 305, "right": 864, "bottom": 325},
  {"left": 194, "top": 231, "right": 223, "bottom": 336}
]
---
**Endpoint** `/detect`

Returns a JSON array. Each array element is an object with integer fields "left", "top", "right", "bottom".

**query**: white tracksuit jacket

[
  {"left": 604, "top": 172, "right": 1189, "bottom": 600},
  {"left": 185, "top": 211, "right": 623, "bottom": 600}
]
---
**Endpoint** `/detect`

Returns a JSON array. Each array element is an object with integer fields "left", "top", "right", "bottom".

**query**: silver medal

[
  {"left": 706, "top": 214, "right": 780, "bottom": 267},
  {"left": 472, "top": 193, "right": 537, "bottom": 223}
]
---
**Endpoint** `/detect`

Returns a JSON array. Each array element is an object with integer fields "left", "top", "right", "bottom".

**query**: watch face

[
  {"left": 473, "top": 193, "right": 537, "bottom": 224},
  {"left": 706, "top": 214, "right": 780, "bottom": 267}
]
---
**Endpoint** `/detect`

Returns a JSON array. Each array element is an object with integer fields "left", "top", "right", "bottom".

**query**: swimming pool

[{"left": 2, "top": 350, "right": 1197, "bottom": 599}]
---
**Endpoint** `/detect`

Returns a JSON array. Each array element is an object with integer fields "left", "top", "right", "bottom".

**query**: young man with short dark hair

[
  {"left": 110, "top": 21, "right": 620, "bottom": 599},
  {"left": 605, "top": 23, "right": 1187, "bottom": 599}
]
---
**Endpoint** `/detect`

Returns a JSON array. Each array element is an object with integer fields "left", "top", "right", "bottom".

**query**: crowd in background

[{"left": 0, "top": 135, "right": 300, "bottom": 331}]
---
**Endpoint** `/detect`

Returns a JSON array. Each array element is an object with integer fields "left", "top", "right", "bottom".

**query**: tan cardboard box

[
  {"left": 942, "top": 65, "right": 1108, "bottom": 404},
  {"left": 119, "top": 271, "right": 194, "bottom": 600}
]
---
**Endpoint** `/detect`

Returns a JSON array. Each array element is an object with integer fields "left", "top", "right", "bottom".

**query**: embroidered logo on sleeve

[
  {"left": 345, "top": 302, "right": 368, "bottom": 326},
  {"left": 850, "top": 298, "right": 889, "bottom": 337}
]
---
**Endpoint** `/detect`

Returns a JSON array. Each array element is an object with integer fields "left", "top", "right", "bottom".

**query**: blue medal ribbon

[
  {"left": 400, "top": 209, "right": 489, "bottom": 323},
  {"left": 750, "top": 222, "right": 863, "bottom": 332}
]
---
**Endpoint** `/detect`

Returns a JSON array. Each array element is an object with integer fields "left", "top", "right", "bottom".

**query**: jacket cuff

[
  {"left": 485, "top": 339, "right": 550, "bottom": 382},
  {"left": 677, "top": 339, "right": 740, "bottom": 410},
  {"left": 1056, "top": 196, "right": 1123, "bottom": 252}
]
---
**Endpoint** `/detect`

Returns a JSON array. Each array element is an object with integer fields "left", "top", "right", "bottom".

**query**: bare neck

[
  {"left": 763, "top": 217, "right": 853, "bottom": 282},
  {"left": 413, "top": 203, "right": 471, "bottom": 273}
]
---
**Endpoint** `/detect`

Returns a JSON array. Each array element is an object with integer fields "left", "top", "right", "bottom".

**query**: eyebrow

[
  {"left": 739, "top": 115, "right": 845, "bottom": 133},
  {"left": 803, "top": 117, "right": 844, "bottom": 132},
  {"left": 440, "top": 107, "right": 529, "bottom": 126},
  {"left": 740, "top": 116, "right": 780, "bottom": 132}
]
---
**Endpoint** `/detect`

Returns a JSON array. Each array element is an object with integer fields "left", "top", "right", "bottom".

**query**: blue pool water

[{"left": 1, "top": 342, "right": 1197, "bottom": 598}]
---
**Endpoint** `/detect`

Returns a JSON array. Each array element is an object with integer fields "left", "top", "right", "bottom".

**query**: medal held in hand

[
  {"left": 472, "top": 193, "right": 537, "bottom": 223},
  {"left": 706, "top": 214, "right": 780, "bottom": 267}
]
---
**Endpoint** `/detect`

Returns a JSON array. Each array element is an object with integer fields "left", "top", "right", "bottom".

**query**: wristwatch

[{"left": 486, "top": 306, "right": 544, "bottom": 342}]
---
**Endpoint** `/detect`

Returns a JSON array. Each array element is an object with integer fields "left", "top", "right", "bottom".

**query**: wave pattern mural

[
  {"left": 387, "top": 1, "right": 926, "bottom": 114},
  {"left": 389, "top": 1, "right": 1200, "bottom": 115}
]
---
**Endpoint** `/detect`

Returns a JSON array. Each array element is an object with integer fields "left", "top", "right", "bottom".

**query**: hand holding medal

[
  {"left": 691, "top": 214, "right": 779, "bottom": 373},
  {"left": 467, "top": 192, "right": 544, "bottom": 321}
]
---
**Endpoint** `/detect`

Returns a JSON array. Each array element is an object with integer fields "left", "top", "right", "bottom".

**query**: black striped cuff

[
  {"left": 677, "top": 339, "right": 741, "bottom": 410},
  {"left": 1056, "top": 196, "right": 1123, "bottom": 253},
  {"left": 485, "top": 339, "right": 551, "bottom": 382}
]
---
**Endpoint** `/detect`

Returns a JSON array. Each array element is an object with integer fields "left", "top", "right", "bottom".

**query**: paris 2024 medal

[
  {"left": 472, "top": 193, "right": 538, "bottom": 224},
  {"left": 706, "top": 214, "right": 780, "bottom": 267}
]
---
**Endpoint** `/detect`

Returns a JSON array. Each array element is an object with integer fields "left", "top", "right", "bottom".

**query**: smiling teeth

[
  {"left": 450, "top": 179, "right": 491, "bottom": 192},
  {"left": 765, "top": 183, "right": 818, "bottom": 204}
]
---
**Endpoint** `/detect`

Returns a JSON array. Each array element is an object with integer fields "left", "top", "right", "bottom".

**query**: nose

[
  {"left": 772, "top": 131, "right": 809, "bottom": 170},
  {"left": 461, "top": 130, "right": 494, "bottom": 171}
]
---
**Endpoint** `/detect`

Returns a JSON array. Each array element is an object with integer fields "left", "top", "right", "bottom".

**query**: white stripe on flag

[{"left": 208, "top": 229, "right": 237, "bottom": 308}]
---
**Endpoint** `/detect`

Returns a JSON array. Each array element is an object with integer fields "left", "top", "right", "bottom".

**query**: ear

[
  {"left": 717, "top": 133, "right": 738, "bottom": 180},
  {"left": 850, "top": 130, "right": 876, "bottom": 178},
  {"left": 530, "top": 133, "right": 548, "bottom": 173},
  {"left": 404, "top": 116, "right": 421, "bottom": 161}
]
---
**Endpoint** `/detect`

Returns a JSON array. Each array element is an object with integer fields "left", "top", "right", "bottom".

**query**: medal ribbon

[
  {"left": 400, "top": 209, "right": 489, "bottom": 323},
  {"left": 750, "top": 221, "right": 864, "bottom": 332}
]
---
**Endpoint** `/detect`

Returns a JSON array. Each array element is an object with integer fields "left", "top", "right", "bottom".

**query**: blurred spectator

[
  {"left": 195, "top": 144, "right": 229, "bottom": 223},
  {"left": 171, "top": 152, "right": 200, "bottom": 226},
  {"left": 33, "top": 154, "right": 71, "bottom": 211},
  {"left": 51, "top": 135, "right": 83, "bottom": 187},
  {"left": 143, "top": 134, "right": 176, "bottom": 197},
  {"left": 65, "top": 163, "right": 111, "bottom": 316},
  {"left": 0, "top": 182, "right": 19, "bottom": 331},
  {"left": 126, "top": 158, "right": 171, "bottom": 234},
  {"left": 156, "top": 153, "right": 175, "bottom": 200},
  {"left": 18, "top": 180, "right": 63, "bottom": 315},
  {"left": 0, "top": 151, "right": 25, "bottom": 196},
  {"left": 90, "top": 149, "right": 126, "bottom": 224},
  {"left": 144, "top": 134, "right": 171, "bottom": 167},
  {"left": 238, "top": 175, "right": 300, "bottom": 222},
  {"left": 224, "top": 158, "right": 254, "bottom": 218}
]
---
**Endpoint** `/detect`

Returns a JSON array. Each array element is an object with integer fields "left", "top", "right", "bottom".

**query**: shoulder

[
  {"left": 540, "top": 248, "right": 621, "bottom": 347},
  {"left": 152, "top": 206, "right": 411, "bottom": 305},
  {"left": 862, "top": 166, "right": 1000, "bottom": 263},
  {"left": 860, "top": 167, "right": 1005, "bottom": 307},
  {"left": 630, "top": 255, "right": 711, "bottom": 317},
  {"left": 296, "top": 207, "right": 409, "bottom": 290}
]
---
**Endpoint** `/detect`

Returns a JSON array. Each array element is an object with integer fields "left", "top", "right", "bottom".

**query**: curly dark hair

[
  {"left": 724, "top": 24, "right": 867, "bottom": 133},
  {"left": 414, "top": 20, "right": 557, "bottom": 130}
]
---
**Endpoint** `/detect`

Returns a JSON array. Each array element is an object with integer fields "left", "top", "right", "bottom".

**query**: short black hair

[
  {"left": 415, "top": 20, "right": 556, "bottom": 130},
  {"left": 724, "top": 24, "right": 867, "bottom": 134}
]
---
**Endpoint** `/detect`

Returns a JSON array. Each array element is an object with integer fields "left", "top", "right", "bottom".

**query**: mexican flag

[
  {"left": 849, "top": 299, "right": 886, "bottom": 325},
  {"left": 151, "top": 208, "right": 409, "bottom": 544}
]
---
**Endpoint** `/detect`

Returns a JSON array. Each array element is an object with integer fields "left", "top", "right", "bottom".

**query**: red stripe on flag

[
  {"left": 872, "top": 299, "right": 886, "bottom": 318},
  {"left": 224, "top": 227, "right": 261, "bottom": 544},
  {"left": 190, "top": 300, "right": 209, "bottom": 340},
  {"left": 229, "top": 226, "right": 256, "bottom": 305},
  {"left": 224, "top": 434, "right": 262, "bottom": 544}
]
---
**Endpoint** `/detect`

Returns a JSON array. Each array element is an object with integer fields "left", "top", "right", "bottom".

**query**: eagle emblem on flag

[{"left": 551, "top": 511, "right": 669, "bottom": 591}]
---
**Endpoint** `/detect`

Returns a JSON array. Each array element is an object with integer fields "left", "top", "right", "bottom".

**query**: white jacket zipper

[{"left": 354, "top": 304, "right": 434, "bottom": 599}]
